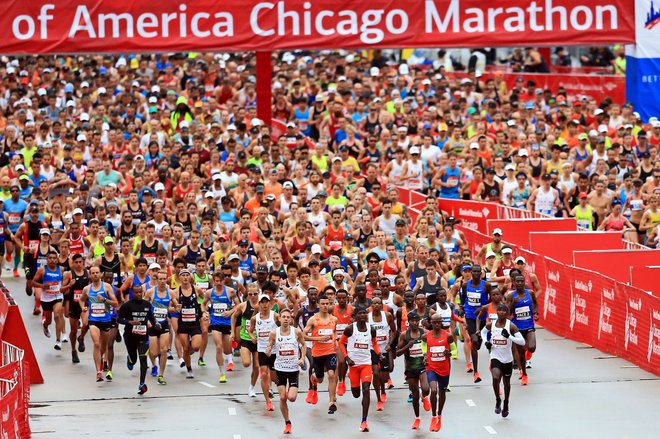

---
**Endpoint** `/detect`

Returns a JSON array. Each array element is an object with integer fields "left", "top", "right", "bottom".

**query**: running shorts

[
  {"left": 240, "top": 339, "right": 257, "bottom": 352},
  {"left": 275, "top": 370, "right": 299, "bottom": 388},
  {"left": 89, "top": 321, "right": 111, "bottom": 332},
  {"left": 490, "top": 359, "right": 513, "bottom": 377},
  {"left": 404, "top": 367, "right": 426, "bottom": 380},
  {"left": 519, "top": 328, "right": 535, "bottom": 338},
  {"left": 348, "top": 364, "right": 372, "bottom": 386},
  {"left": 41, "top": 298, "right": 63, "bottom": 312},
  {"left": 465, "top": 318, "right": 480, "bottom": 336},
  {"left": 312, "top": 354, "right": 337, "bottom": 377},
  {"left": 370, "top": 350, "right": 390, "bottom": 372},
  {"left": 258, "top": 352, "right": 276, "bottom": 370},
  {"left": 148, "top": 321, "right": 170, "bottom": 337},
  {"left": 426, "top": 370, "right": 450, "bottom": 389},
  {"left": 178, "top": 323, "right": 202, "bottom": 336},
  {"left": 210, "top": 324, "right": 231, "bottom": 335}
]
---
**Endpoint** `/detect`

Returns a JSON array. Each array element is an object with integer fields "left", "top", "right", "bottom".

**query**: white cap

[
  {"left": 148, "top": 263, "right": 161, "bottom": 270},
  {"left": 398, "top": 64, "right": 410, "bottom": 75},
  {"left": 97, "top": 87, "right": 107, "bottom": 94},
  {"left": 409, "top": 146, "right": 420, "bottom": 155},
  {"left": 179, "top": 121, "right": 189, "bottom": 129},
  {"left": 518, "top": 148, "right": 529, "bottom": 156},
  {"left": 116, "top": 57, "right": 127, "bottom": 67},
  {"left": 76, "top": 134, "right": 87, "bottom": 142},
  {"left": 633, "top": 111, "right": 641, "bottom": 119},
  {"left": 460, "top": 78, "right": 473, "bottom": 85},
  {"left": 80, "top": 113, "right": 90, "bottom": 122},
  {"left": 328, "top": 85, "right": 337, "bottom": 92},
  {"left": 81, "top": 81, "right": 90, "bottom": 88},
  {"left": 589, "top": 129, "right": 599, "bottom": 137},
  {"left": 227, "top": 123, "right": 236, "bottom": 131},
  {"left": 151, "top": 85, "right": 160, "bottom": 93},
  {"left": 507, "top": 120, "right": 516, "bottom": 127},
  {"left": 40, "top": 228, "right": 51, "bottom": 235},
  {"left": 397, "top": 125, "right": 408, "bottom": 132},
  {"left": 493, "top": 228, "right": 503, "bottom": 236},
  {"left": 6, "top": 66, "right": 15, "bottom": 74},
  {"left": 598, "top": 124, "right": 608, "bottom": 133},
  {"left": 337, "top": 75, "right": 347, "bottom": 82},
  {"left": 505, "top": 164, "right": 516, "bottom": 171},
  {"left": 422, "top": 79, "right": 431, "bottom": 85},
  {"left": 594, "top": 109, "right": 604, "bottom": 116},
  {"left": 469, "top": 142, "right": 479, "bottom": 150},
  {"left": 370, "top": 66, "right": 380, "bottom": 77},
  {"left": 66, "top": 100, "right": 75, "bottom": 108},
  {"left": 102, "top": 122, "right": 110, "bottom": 131},
  {"left": 258, "top": 294, "right": 270, "bottom": 302},
  {"left": 107, "top": 182, "right": 117, "bottom": 189},
  {"left": 251, "top": 118, "right": 263, "bottom": 127},
  {"left": 345, "top": 54, "right": 355, "bottom": 63},
  {"left": 286, "top": 121, "right": 296, "bottom": 128},
  {"left": 15, "top": 164, "right": 25, "bottom": 171},
  {"left": 148, "top": 96, "right": 158, "bottom": 103},
  {"left": 562, "top": 161, "right": 573, "bottom": 168},
  {"left": 205, "top": 192, "right": 215, "bottom": 198},
  {"left": 131, "top": 80, "right": 140, "bottom": 87},
  {"left": 311, "top": 244, "right": 322, "bottom": 254},
  {"left": 283, "top": 181, "right": 294, "bottom": 189},
  {"left": 486, "top": 251, "right": 497, "bottom": 259},
  {"left": 315, "top": 94, "right": 324, "bottom": 102},
  {"left": 154, "top": 182, "right": 165, "bottom": 191},
  {"left": 652, "top": 120, "right": 660, "bottom": 128},
  {"left": 37, "top": 88, "right": 47, "bottom": 96},
  {"left": 515, "top": 256, "right": 526, "bottom": 264},
  {"left": 502, "top": 247, "right": 513, "bottom": 254},
  {"left": 212, "top": 173, "right": 222, "bottom": 181},
  {"left": 72, "top": 208, "right": 84, "bottom": 215}
]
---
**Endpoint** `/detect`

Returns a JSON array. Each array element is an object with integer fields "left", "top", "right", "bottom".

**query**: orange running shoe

[
  {"left": 381, "top": 392, "right": 387, "bottom": 402},
  {"left": 474, "top": 372, "right": 482, "bottom": 383},
  {"left": 360, "top": 421, "right": 369, "bottom": 432},
  {"left": 422, "top": 396, "right": 431, "bottom": 411},
  {"left": 305, "top": 389, "right": 317, "bottom": 404},
  {"left": 283, "top": 423, "right": 292, "bottom": 434},
  {"left": 266, "top": 401, "right": 274, "bottom": 411},
  {"left": 226, "top": 363, "right": 234, "bottom": 371},
  {"left": 412, "top": 418, "right": 421, "bottom": 430},
  {"left": 525, "top": 350, "right": 533, "bottom": 361},
  {"left": 310, "top": 375, "right": 318, "bottom": 386},
  {"left": 521, "top": 375, "right": 528, "bottom": 386},
  {"left": 466, "top": 362, "right": 474, "bottom": 373},
  {"left": 311, "top": 389, "right": 318, "bottom": 404},
  {"left": 436, "top": 416, "right": 442, "bottom": 431},
  {"left": 376, "top": 401, "right": 384, "bottom": 411},
  {"left": 337, "top": 381, "right": 346, "bottom": 396},
  {"left": 387, "top": 379, "right": 394, "bottom": 389},
  {"left": 429, "top": 417, "right": 438, "bottom": 432}
]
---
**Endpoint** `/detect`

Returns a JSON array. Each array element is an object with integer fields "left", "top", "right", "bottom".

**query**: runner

[
  {"left": 80, "top": 266, "right": 119, "bottom": 382},
  {"left": 145, "top": 270, "right": 174, "bottom": 385},
  {"left": 368, "top": 297, "right": 396, "bottom": 411},
  {"left": 232, "top": 283, "right": 260, "bottom": 397},
  {"left": 295, "top": 287, "right": 319, "bottom": 404},
  {"left": 332, "top": 288, "right": 353, "bottom": 396},
  {"left": 265, "top": 308, "right": 306, "bottom": 434},
  {"left": 424, "top": 313, "right": 455, "bottom": 432},
  {"left": 396, "top": 312, "right": 431, "bottom": 429},
  {"left": 339, "top": 306, "right": 383, "bottom": 432},
  {"left": 31, "top": 250, "right": 65, "bottom": 348},
  {"left": 202, "top": 269, "right": 239, "bottom": 383},
  {"left": 251, "top": 293, "right": 280, "bottom": 411},
  {"left": 117, "top": 281, "right": 160, "bottom": 395},
  {"left": 171, "top": 268, "right": 203, "bottom": 379},
  {"left": 61, "top": 253, "right": 89, "bottom": 363},
  {"left": 505, "top": 274, "right": 539, "bottom": 385},
  {"left": 303, "top": 293, "right": 339, "bottom": 414},
  {"left": 481, "top": 303, "right": 527, "bottom": 417},
  {"left": 13, "top": 205, "right": 45, "bottom": 314}
]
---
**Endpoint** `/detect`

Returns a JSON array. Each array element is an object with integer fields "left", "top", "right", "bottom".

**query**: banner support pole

[{"left": 256, "top": 51, "right": 272, "bottom": 126}]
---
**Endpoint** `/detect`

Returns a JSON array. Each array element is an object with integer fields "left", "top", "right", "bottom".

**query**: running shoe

[
  {"left": 525, "top": 350, "right": 533, "bottom": 361},
  {"left": 72, "top": 351, "right": 80, "bottom": 364},
  {"left": 116, "top": 332, "right": 122, "bottom": 343},
  {"left": 310, "top": 389, "right": 318, "bottom": 404},
  {"left": 283, "top": 424, "right": 292, "bottom": 434},
  {"left": 502, "top": 401, "right": 509, "bottom": 418},
  {"left": 521, "top": 375, "right": 528, "bottom": 386},
  {"left": 328, "top": 402, "right": 337, "bottom": 415},
  {"left": 96, "top": 372, "right": 104, "bottom": 382},
  {"left": 138, "top": 383, "right": 148, "bottom": 395},
  {"left": 179, "top": 358, "right": 186, "bottom": 368},
  {"left": 446, "top": 384, "right": 451, "bottom": 393},
  {"left": 266, "top": 401, "right": 275, "bottom": 411},
  {"left": 337, "top": 381, "right": 346, "bottom": 396},
  {"left": 436, "top": 416, "right": 442, "bottom": 431},
  {"left": 226, "top": 362, "right": 234, "bottom": 371},
  {"left": 407, "top": 393, "right": 413, "bottom": 403},
  {"left": 198, "top": 358, "right": 206, "bottom": 367},
  {"left": 77, "top": 335, "right": 86, "bottom": 352},
  {"left": 386, "top": 379, "right": 394, "bottom": 389},
  {"left": 219, "top": 373, "right": 227, "bottom": 383},
  {"left": 359, "top": 421, "right": 369, "bottom": 432},
  {"left": 526, "top": 360, "right": 533, "bottom": 369},
  {"left": 466, "top": 362, "right": 473, "bottom": 373},
  {"left": 186, "top": 370, "right": 194, "bottom": 379},
  {"left": 474, "top": 372, "right": 482, "bottom": 383},
  {"left": 127, "top": 356, "right": 134, "bottom": 371},
  {"left": 429, "top": 417, "right": 438, "bottom": 432},
  {"left": 61, "top": 335, "right": 69, "bottom": 343},
  {"left": 13, "top": 269, "right": 19, "bottom": 278},
  {"left": 54, "top": 340, "right": 62, "bottom": 350},
  {"left": 422, "top": 396, "right": 431, "bottom": 411},
  {"left": 495, "top": 399, "right": 502, "bottom": 414},
  {"left": 43, "top": 325, "right": 51, "bottom": 338},
  {"left": 381, "top": 392, "right": 387, "bottom": 402},
  {"left": 157, "top": 375, "right": 167, "bottom": 385},
  {"left": 305, "top": 389, "right": 316, "bottom": 404},
  {"left": 248, "top": 386, "right": 257, "bottom": 397},
  {"left": 376, "top": 401, "right": 384, "bottom": 411},
  {"left": 167, "top": 350, "right": 174, "bottom": 360},
  {"left": 151, "top": 365, "right": 158, "bottom": 377},
  {"left": 412, "top": 418, "right": 420, "bottom": 430},
  {"left": 106, "top": 371, "right": 113, "bottom": 381}
]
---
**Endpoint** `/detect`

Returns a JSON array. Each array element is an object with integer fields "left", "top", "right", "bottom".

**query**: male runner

[
  {"left": 61, "top": 253, "right": 89, "bottom": 363},
  {"left": 332, "top": 289, "right": 353, "bottom": 396},
  {"left": 146, "top": 270, "right": 173, "bottom": 385},
  {"left": 481, "top": 303, "right": 526, "bottom": 417},
  {"left": 339, "top": 306, "right": 384, "bottom": 432},
  {"left": 265, "top": 308, "right": 306, "bottom": 434},
  {"left": 31, "top": 251, "right": 65, "bottom": 349},
  {"left": 456, "top": 264, "right": 490, "bottom": 382},
  {"left": 368, "top": 297, "right": 396, "bottom": 411},
  {"left": 251, "top": 293, "right": 280, "bottom": 411},
  {"left": 295, "top": 287, "right": 319, "bottom": 404},
  {"left": 117, "top": 282, "right": 160, "bottom": 395},
  {"left": 80, "top": 266, "right": 119, "bottom": 382},
  {"left": 303, "top": 293, "right": 339, "bottom": 414},
  {"left": 396, "top": 312, "right": 431, "bottom": 429},
  {"left": 505, "top": 274, "right": 538, "bottom": 385},
  {"left": 232, "top": 283, "right": 260, "bottom": 397},
  {"left": 424, "top": 313, "right": 455, "bottom": 432},
  {"left": 171, "top": 268, "right": 203, "bottom": 379}
]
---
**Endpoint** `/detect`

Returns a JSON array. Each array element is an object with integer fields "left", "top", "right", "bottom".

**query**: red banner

[
  {"left": 440, "top": 199, "right": 498, "bottom": 231},
  {"left": 629, "top": 266, "right": 660, "bottom": 297},
  {"left": 573, "top": 249, "right": 660, "bottom": 284},
  {"left": 528, "top": 231, "right": 623, "bottom": 265},
  {"left": 0, "top": 293, "right": 8, "bottom": 340},
  {"left": 0, "top": 0, "right": 635, "bottom": 54}
]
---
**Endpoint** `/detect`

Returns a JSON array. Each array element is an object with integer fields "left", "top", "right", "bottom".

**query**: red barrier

[
  {"left": 1, "top": 342, "right": 31, "bottom": 438},
  {"left": 0, "top": 293, "right": 8, "bottom": 338},
  {"left": 485, "top": 218, "right": 577, "bottom": 248},
  {"left": 529, "top": 231, "right": 624, "bottom": 265},
  {"left": 573, "top": 249, "right": 660, "bottom": 284},
  {"left": 629, "top": 266, "right": 660, "bottom": 297},
  {"left": 2, "top": 306, "right": 44, "bottom": 385},
  {"left": 439, "top": 199, "right": 498, "bottom": 231}
]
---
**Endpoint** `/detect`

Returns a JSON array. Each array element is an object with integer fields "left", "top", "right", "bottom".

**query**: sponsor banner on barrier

[
  {"left": 618, "top": 286, "right": 650, "bottom": 371},
  {"left": 540, "top": 258, "right": 569, "bottom": 337},
  {"left": 595, "top": 278, "right": 620, "bottom": 355},
  {"left": 627, "top": 0, "right": 660, "bottom": 121},
  {"left": 0, "top": 0, "right": 635, "bottom": 54},
  {"left": 440, "top": 199, "right": 497, "bottom": 231}
]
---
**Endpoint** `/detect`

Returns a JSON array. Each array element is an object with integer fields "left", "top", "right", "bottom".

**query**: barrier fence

[
  {"left": 395, "top": 186, "right": 660, "bottom": 376},
  {"left": 0, "top": 341, "right": 30, "bottom": 438}
]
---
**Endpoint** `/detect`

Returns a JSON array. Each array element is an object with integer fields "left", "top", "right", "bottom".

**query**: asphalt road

[{"left": 5, "top": 275, "right": 659, "bottom": 439}]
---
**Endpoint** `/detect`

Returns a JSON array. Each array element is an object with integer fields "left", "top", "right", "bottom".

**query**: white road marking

[
  {"left": 198, "top": 381, "right": 216, "bottom": 388},
  {"left": 465, "top": 399, "right": 476, "bottom": 407},
  {"left": 233, "top": 435, "right": 242, "bottom": 439},
  {"left": 228, "top": 407, "right": 237, "bottom": 416},
  {"left": 484, "top": 425, "right": 497, "bottom": 434}
]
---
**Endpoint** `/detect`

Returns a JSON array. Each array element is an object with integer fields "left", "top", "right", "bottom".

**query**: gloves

[
  {"left": 501, "top": 328, "right": 510, "bottom": 338},
  {"left": 485, "top": 341, "right": 492, "bottom": 351}
]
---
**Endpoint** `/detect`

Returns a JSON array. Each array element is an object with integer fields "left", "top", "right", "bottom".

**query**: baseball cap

[
  {"left": 409, "top": 146, "right": 420, "bottom": 155},
  {"left": 39, "top": 228, "right": 50, "bottom": 235},
  {"left": 515, "top": 256, "right": 526, "bottom": 264},
  {"left": 332, "top": 268, "right": 345, "bottom": 277},
  {"left": 258, "top": 294, "right": 270, "bottom": 302},
  {"left": 227, "top": 254, "right": 239, "bottom": 262},
  {"left": 103, "top": 236, "right": 114, "bottom": 244},
  {"left": 18, "top": 174, "right": 29, "bottom": 181},
  {"left": 486, "top": 251, "right": 497, "bottom": 259},
  {"left": 542, "top": 173, "right": 552, "bottom": 180},
  {"left": 493, "top": 228, "right": 503, "bottom": 236},
  {"left": 154, "top": 182, "right": 165, "bottom": 191},
  {"left": 505, "top": 164, "right": 516, "bottom": 171},
  {"left": 148, "top": 263, "right": 161, "bottom": 270},
  {"left": 256, "top": 265, "right": 268, "bottom": 273},
  {"left": 579, "top": 192, "right": 588, "bottom": 199},
  {"left": 518, "top": 149, "right": 529, "bottom": 157},
  {"left": 598, "top": 124, "right": 608, "bottom": 133},
  {"left": 469, "top": 142, "right": 479, "bottom": 150},
  {"left": 461, "top": 264, "right": 473, "bottom": 272},
  {"left": 72, "top": 208, "right": 84, "bottom": 216},
  {"left": 330, "top": 242, "right": 342, "bottom": 251},
  {"left": 578, "top": 133, "right": 588, "bottom": 141},
  {"left": 594, "top": 108, "right": 604, "bottom": 116},
  {"left": 238, "top": 239, "right": 249, "bottom": 246},
  {"left": 311, "top": 244, "right": 322, "bottom": 254},
  {"left": 502, "top": 247, "right": 513, "bottom": 254}
]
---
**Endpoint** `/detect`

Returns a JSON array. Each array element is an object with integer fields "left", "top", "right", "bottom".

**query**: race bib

[
  {"left": 132, "top": 325, "right": 147, "bottom": 335},
  {"left": 467, "top": 292, "right": 481, "bottom": 307},
  {"left": 430, "top": 345, "right": 446, "bottom": 362},
  {"left": 73, "top": 290, "right": 82, "bottom": 302},
  {"left": 28, "top": 240, "right": 39, "bottom": 252},
  {"left": 213, "top": 302, "right": 228, "bottom": 316},
  {"left": 409, "top": 346, "right": 423, "bottom": 358},
  {"left": 278, "top": 348, "right": 295, "bottom": 357},
  {"left": 493, "top": 337, "right": 508, "bottom": 346},
  {"left": 47, "top": 282, "right": 60, "bottom": 293},
  {"left": 353, "top": 342, "right": 368, "bottom": 350},
  {"left": 376, "top": 335, "right": 387, "bottom": 342},
  {"left": 318, "top": 328, "right": 334, "bottom": 343},
  {"left": 153, "top": 308, "right": 168, "bottom": 320},
  {"left": 181, "top": 307, "right": 196, "bottom": 322},
  {"left": 91, "top": 302, "right": 106, "bottom": 317},
  {"left": 145, "top": 254, "right": 156, "bottom": 264},
  {"left": 8, "top": 214, "right": 20, "bottom": 225},
  {"left": 258, "top": 330, "right": 270, "bottom": 338},
  {"left": 515, "top": 305, "right": 531, "bottom": 320}
]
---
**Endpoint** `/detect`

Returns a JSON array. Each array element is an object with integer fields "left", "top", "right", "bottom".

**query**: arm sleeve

[
  {"left": 339, "top": 335, "right": 348, "bottom": 357},
  {"left": 510, "top": 331, "right": 526, "bottom": 346},
  {"left": 116, "top": 303, "right": 130, "bottom": 326},
  {"left": 372, "top": 338, "right": 381, "bottom": 355},
  {"left": 480, "top": 326, "right": 489, "bottom": 341}
]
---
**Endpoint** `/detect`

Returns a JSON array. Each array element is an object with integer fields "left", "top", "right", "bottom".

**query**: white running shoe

[
  {"left": 61, "top": 335, "right": 69, "bottom": 343},
  {"left": 248, "top": 386, "right": 257, "bottom": 397},
  {"left": 54, "top": 341, "right": 62, "bottom": 350},
  {"left": 186, "top": 370, "right": 194, "bottom": 379},
  {"left": 526, "top": 360, "right": 532, "bottom": 369}
]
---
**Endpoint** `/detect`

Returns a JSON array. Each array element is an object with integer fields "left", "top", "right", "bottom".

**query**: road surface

[{"left": 4, "top": 275, "right": 658, "bottom": 438}]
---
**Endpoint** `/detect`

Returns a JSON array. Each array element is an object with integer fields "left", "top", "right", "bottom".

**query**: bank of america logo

[{"left": 647, "top": 1, "right": 660, "bottom": 30}]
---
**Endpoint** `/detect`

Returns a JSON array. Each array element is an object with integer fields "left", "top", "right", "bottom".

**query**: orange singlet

[
  {"left": 333, "top": 304, "right": 354, "bottom": 339},
  {"left": 311, "top": 316, "right": 337, "bottom": 357}
]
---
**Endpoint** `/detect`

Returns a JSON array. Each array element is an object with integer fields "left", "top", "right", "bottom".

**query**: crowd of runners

[{"left": 1, "top": 48, "right": 658, "bottom": 432}]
